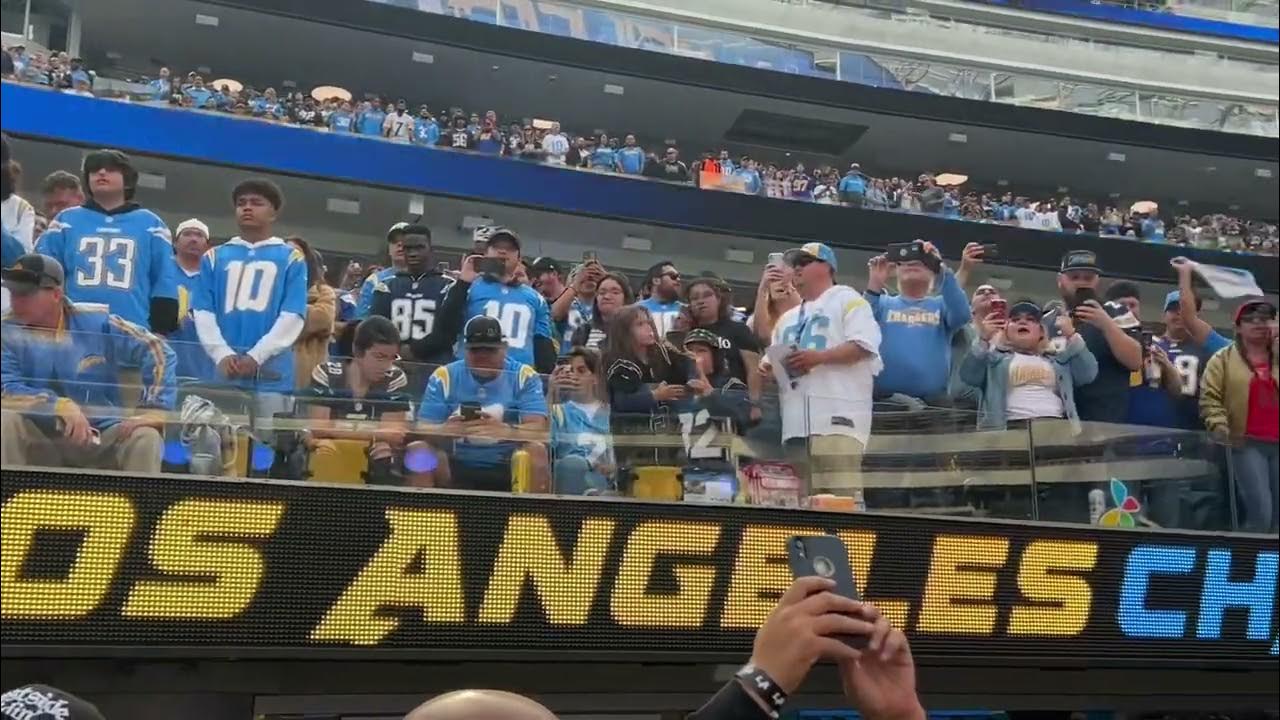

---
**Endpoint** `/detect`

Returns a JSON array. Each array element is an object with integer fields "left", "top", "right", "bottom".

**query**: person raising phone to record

[{"left": 1042, "top": 250, "right": 1142, "bottom": 426}]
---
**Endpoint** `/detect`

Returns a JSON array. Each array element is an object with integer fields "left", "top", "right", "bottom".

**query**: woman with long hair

[
  {"left": 685, "top": 276, "right": 761, "bottom": 387},
  {"left": 286, "top": 236, "right": 336, "bottom": 389},
  {"left": 570, "top": 272, "right": 634, "bottom": 350},
  {"left": 749, "top": 260, "right": 800, "bottom": 345},
  {"left": 602, "top": 305, "right": 694, "bottom": 415}
]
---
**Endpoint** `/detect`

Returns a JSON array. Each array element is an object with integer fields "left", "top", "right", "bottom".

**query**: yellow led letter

[
  {"left": 478, "top": 514, "right": 615, "bottom": 625},
  {"left": 917, "top": 534, "right": 1009, "bottom": 635},
  {"left": 122, "top": 499, "right": 285, "bottom": 619},
  {"left": 611, "top": 520, "right": 721, "bottom": 627},
  {"left": 311, "top": 508, "right": 464, "bottom": 645},
  {"left": 1008, "top": 539, "right": 1098, "bottom": 636},
  {"left": 722, "top": 525, "right": 823, "bottom": 629},
  {"left": 1, "top": 490, "right": 134, "bottom": 618}
]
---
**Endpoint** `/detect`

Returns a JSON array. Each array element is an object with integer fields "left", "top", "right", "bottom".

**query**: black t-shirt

[
  {"left": 1042, "top": 301, "right": 1140, "bottom": 423},
  {"left": 698, "top": 318, "right": 761, "bottom": 384}
]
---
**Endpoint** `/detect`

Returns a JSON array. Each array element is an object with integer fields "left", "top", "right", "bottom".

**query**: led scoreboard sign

[{"left": 1, "top": 470, "right": 1276, "bottom": 665}]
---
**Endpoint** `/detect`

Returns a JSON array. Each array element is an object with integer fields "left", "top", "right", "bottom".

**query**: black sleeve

[
  {"left": 729, "top": 321, "right": 761, "bottom": 353},
  {"left": 149, "top": 296, "right": 179, "bottom": 335},
  {"left": 533, "top": 335, "right": 556, "bottom": 375},
  {"left": 687, "top": 679, "right": 772, "bottom": 720},
  {"left": 369, "top": 287, "right": 391, "bottom": 319},
  {"left": 409, "top": 279, "right": 470, "bottom": 361}
]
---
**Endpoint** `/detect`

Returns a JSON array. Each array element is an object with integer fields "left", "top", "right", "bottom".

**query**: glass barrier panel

[
  {"left": 1029, "top": 419, "right": 1236, "bottom": 532},
  {"left": 799, "top": 394, "right": 1036, "bottom": 520}
]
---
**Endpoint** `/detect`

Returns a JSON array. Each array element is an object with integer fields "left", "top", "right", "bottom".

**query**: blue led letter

[
  {"left": 1196, "top": 549, "right": 1278, "bottom": 641},
  {"left": 1118, "top": 545, "right": 1197, "bottom": 638}
]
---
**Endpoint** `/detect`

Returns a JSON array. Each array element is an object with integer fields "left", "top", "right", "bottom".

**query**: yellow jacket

[{"left": 1200, "top": 342, "right": 1279, "bottom": 439}]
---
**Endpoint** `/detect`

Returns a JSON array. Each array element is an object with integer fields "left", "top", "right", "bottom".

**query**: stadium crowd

[
  {"left": 2, "top": 43, "right": 1276, "bottom": 257},
  {"left": 2, "top": 130, "right": 1277, "bottom": 532}
]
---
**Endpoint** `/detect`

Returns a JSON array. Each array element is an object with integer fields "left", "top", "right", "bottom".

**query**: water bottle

[{"left": 187, "top": 425, "right": 223, "bottom": 476}]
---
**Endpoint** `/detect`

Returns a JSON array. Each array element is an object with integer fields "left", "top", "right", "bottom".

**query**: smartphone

[
  {"left": 475, "top": 257, "right": 505, "bottom": 277},
  {"left": 980, "top": 243, "right": 999, "bottom": 259},
  {"left": 436, "top": 261, "right": 451, "bottom": 273},
  {"left": 885, "top": 241, "right": 922, "bottom": 264},
  {"left": 1140, "top": 330, "right": 1155, "bottom": 352},
  {"left": 459, "top": 402, "right": 483, "bottom": 421},
  {"left": 787, "top": 535, "right": 867, "bottom": 648},
  {"left": 990, "top": 298, "right": 1008, "bottom": 319},
  {"left": 582, "top": 250, "right": 598, "bottom": 263},
  {"left": 1072, "top": 287, "right": 1099, "bottom": 308},
  {"left": 767, "top": 251, "right": 785, "bottom": 267}
]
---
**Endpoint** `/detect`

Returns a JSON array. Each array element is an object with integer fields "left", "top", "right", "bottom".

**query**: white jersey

[
  {"left": 770, "top": 284, "right": 882, "bottom": 445},
  {"left": 1015, "top": 207, "right": 1039, "bottom": 229},
  {"left": 383, "top": 112, "right": 415, "bottom": 143}
]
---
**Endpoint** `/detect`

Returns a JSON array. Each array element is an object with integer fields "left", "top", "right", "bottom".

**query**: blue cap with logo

[
  {"left": 1164, "top": 290, "right": 1181, "bottom": 310},
  {"left": 784, "top": 242, "right": 838, "bottom": 271}
]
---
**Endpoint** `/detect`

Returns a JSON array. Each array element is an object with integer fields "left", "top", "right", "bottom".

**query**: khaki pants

[
  {"left": 1, "top": 412, "right": 162, "bottom": 473},
  {"left": 789, "top": 433, "right": 865, "bottom": 493}
]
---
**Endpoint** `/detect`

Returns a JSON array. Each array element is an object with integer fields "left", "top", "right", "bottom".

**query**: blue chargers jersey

[
  {"left": 170, "top": 260, "right": 213, "bottom": 380},
  {"left": 193, "top": 237, "right": 308, "bottom": 391},
  {"left": 418, "top": 356, "right": 547, "bottom": 467},
  {"left": 358, "top": 109, "right": 386, "bottom": 136},
  {"left": 637, "top": 297, "right": 685, "bottom": 336},
  {"left": 557, "top": 296, "right": 594, "bottom": 355},
  {"left": 617, "top": 147, "right": 645, "bottom": 174},
  {"left": 356, "top": 267, "right": 398, "bottom": 319},
  {"left": 2, "top": 302, "right": 176, "bottom": 430},
  {"left": 590, "top": 147, "right": 618, "bottom": 170},
  {"left": 413, "top": 120, "right": 440, "bottom": 145},
  {"left": 464, "top": 278, "right": 553, "bottom": 367},
  {"left": 37, "top": 204, "right": 178, "bottom": 329},
  {"left": 329, "top": 111, "right": 354, "bottom": 133},
  {"left": 550, "top": 400, "right": 613, "bottom": 465}
]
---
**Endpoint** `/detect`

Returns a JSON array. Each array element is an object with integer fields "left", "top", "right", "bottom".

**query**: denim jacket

[{"left": 958, "top": 333, "right": 1098, "bottom": 432}]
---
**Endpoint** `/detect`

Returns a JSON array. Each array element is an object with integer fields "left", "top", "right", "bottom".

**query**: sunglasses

[{"left": 661, "top": 271, "right": 681, "bottom": 281}]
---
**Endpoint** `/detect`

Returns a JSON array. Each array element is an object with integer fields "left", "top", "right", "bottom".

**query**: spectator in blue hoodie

[
  {"left": 838, "top": 163, "right": 867, "bottom": 208},
  {"left": 328, "top": 101, "right": 355, "bottom": 133},
  {"left": 864, "top": 240, "right": 974, "bottom": 404},
  {"left": 617, "top": 134, "right": 646, "bottom": 175}
]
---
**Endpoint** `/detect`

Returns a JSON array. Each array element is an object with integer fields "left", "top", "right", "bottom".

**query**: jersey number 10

[{"left": 223, "top": 260, "right": 278, "bottom": 313}]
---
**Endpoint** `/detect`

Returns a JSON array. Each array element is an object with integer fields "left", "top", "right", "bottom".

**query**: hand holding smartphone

[
  {"left": 787, "top": 535, "right": 868, "bottom": 648},
  {"left": 990, "top": 298, "right": 1008, "bottom": 319}
]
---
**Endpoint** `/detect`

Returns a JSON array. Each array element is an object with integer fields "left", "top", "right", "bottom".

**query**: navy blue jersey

[
  {"left": 1127, "top": 331, "right": 1231, "bottom": 429},
  {"left": 370, "top": 271, "right": 455, "bottom": 364},
  {"left": 306, "top": 359, "right": 412, "bottom": 420}
]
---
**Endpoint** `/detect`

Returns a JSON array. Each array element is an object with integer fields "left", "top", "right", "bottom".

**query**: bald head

[{"left": 405, "top": 690, "right": 557, "bottom": 720}]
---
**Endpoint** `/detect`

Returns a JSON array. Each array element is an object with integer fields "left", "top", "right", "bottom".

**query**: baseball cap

[
  {"left": 463, "top": 315, "right": 506, "bottom": 348},
  {"left": 1060, "top": 250, "right": 1100, "bottom": 274},
  {"left": 1163, "top": 290, "right": 1190, "bottom": 311},
  {"left": 485, "top": 227, "right": 522, "bottom": 252},
  {"left": 2, "top": 254, "right": 64, "bottom": 295},
  {"left": 2, "top": 684, "right": 106, "bottom": 720},
  {"left": 174, "top": 218, "right": 209, "bottom": 239},
  {"left": 683, "top": 328, "right": 721, "bottom": 351},
  {"left": 784, "top": 242, "right": 838, "bottom": 271},
  {"left": 1008, "top": 300, "right": 1043, "bottom": 320},
  {"left": 1234, "top": 299, "right": 1277, "bottom": 325},
  {"left": 386, "top": 221, "right": 411, "bottom": 242},
  {"left": 529, "top": 257, "right": 563, "bottom": 275}
]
